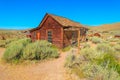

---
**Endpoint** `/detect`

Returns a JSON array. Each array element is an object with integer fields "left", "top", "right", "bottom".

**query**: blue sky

[{"left": 0, "top": 0, "right": 120, "bottom": 29}]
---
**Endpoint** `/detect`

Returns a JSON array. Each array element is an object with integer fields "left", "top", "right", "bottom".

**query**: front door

[{"left": 37, "top": 32, "right": 40, "bottom": 40}]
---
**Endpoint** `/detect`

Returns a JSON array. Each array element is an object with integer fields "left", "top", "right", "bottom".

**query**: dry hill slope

[{"left": 90, "top": 22, "right": 120, "bottom": 31}]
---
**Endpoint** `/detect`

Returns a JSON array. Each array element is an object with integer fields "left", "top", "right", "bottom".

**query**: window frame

[{"left": 47, "top": 30, "right": 53, "bottom": 43}]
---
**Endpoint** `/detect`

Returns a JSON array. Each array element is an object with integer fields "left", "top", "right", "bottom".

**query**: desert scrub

[
  {"left": 87, "top": 37, "right": 93, "bottom": 41},
  {"left": 109, "top": 38, "right": 120, "bottom": 42},
  {"left": 0, "top": 39, "right": 17, "bottom": 48},
  {"left": 82, "top": 64, "right": 120, "bottom": 80},
  {"left": 22, "top": 40, "right": 59, "bottom": 60},
  {"left": 2, "top": 38, "right": 31, "bottom": 62},
  {"left": 114, "top": 44, "right": 120, "bottom": 52},
  {"left": 65, "top": 53, "right": 76, "bottom": 68},
  {"left": 7, "top": 38, "right": 31, "bottom": 47},
  {"left": 117, "top": 40, "right": 120, "bottom": 45},
  {"left": 5, "top": 38, "right": 20, "bottom": 47},
  {"left": 65, "top": 44, "right": 120, "bottom": 79},
  {"left": 91, "top": 37, "right": 103, "bottom": 44},
  {"left": 80, "top": 47, "right": 103, "bottom": 62},
  {"left": 65, "top": 49, "right": 120, "bottom": 79},
  {"left": 62, "top": 46, "right": 71, "bottom": 52},
  {"left": 3, "top": 39, "right": 59, "bottom": 63},
  {"left": 102, "top": 40, "right": 109, "bottom": 44},
  {"left": 97, "top": 53, "right": 120, "bottom": 74},
  {"left": 0, "top": 40, "right": 6, "bottom": 47},
  {"left": 96, "top": 43, "right": 115, "bottom": 54},
  {"left": 81, "top": 43, "right": 90, "bottom": 49}
]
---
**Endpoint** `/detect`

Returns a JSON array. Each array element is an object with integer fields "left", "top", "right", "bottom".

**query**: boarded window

[{"left": 47, "top": 31, "right": 52, "bottom": 43}]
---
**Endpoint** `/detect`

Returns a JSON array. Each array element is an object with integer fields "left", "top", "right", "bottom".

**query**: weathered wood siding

[
  {"left": 31, "top": 16, "right": 63, "bottom": 48},
  {"left": 63, "top": 31, "right": 78, "bottom": 47}
]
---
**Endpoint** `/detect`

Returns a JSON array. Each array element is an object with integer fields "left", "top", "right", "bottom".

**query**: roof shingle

[
  {"left": 30, "top": 13, "right": 86, "bottom": 32},
  {"left": 49, "top": 14, "right": 83, "bottom": 28}
]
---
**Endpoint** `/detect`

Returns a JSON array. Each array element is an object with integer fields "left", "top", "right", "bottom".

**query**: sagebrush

[{"left": 3, "top": 39, "right": 59, "bottom": 63}]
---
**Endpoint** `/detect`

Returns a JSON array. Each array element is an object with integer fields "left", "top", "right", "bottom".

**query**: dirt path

[
  {"left": 0, "top": 48, "right": 5, "bottom": 59},
  {"left": 0, "top": 48, "right": 73, "bottom": 80}
]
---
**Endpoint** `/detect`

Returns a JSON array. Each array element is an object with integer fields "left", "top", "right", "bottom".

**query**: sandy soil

[
  {"left": 0, "top": 48, "right": 74, "bottom": 80},
  {"left": 0, "top": 42, "right": 97, "bottom": 80},
  {"left": 0, "top": 48, "right": 5, "bottom": 59}
]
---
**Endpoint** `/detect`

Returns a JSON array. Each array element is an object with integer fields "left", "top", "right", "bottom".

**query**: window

[{"left": 47, "top": 31, "right": 52, "bottom": 43}]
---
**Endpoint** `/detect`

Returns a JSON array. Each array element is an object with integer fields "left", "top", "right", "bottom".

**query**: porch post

[{"left": 78, "top": 29, "right": 80, "bottom": 51}]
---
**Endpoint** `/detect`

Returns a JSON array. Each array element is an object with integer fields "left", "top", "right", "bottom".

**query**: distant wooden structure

[
  {"left": 114, "top": 35, "right": 120, "bottom": 38},
  {"left": 23, "top": 31, "right": 31, "bottom": 38},
  {"left": 29, "top": 13, "right": 88, "bottom": 48},
  {"left": 88, "top": 32, "right": 101, "bottom": 37},
  {"left": 93, "top": 33, "right": 101, "bottom": 37}
]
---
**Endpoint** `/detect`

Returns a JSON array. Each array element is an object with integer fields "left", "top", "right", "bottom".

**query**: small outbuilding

[
  {"left": 23, "top": 30, "right": 31, "bottom": 38},
  {"left": 29, "top": 13, "right": 88, "bottom": 48}
]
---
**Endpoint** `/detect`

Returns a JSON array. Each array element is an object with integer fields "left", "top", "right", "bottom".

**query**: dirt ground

[
  {"left": 0, "top": 48, "right": 78, "bottom": 80},
  {"left": 0, "top": 41, "right": 97, "bottom": 80}
]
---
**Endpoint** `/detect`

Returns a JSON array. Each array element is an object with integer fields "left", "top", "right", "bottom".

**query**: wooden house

[{"left": 29, "top": 13, "right": 88, "bottom": 48}]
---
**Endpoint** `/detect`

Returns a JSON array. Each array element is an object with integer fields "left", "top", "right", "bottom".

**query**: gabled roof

[
  {"left": 49, "top": 14, "right": 83, "bottom": 28},
  {"left": 30, "top": 13, "right": 86, "bottom": 32}
]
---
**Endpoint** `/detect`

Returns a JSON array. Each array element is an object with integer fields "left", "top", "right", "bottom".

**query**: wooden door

[{"left": 37, "top": 32, "right": 40, "bottom": 40}]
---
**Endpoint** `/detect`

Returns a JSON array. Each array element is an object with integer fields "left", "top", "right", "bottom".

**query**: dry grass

[{"left": 0, "top": 29, "right": 25, "bottom": 40}]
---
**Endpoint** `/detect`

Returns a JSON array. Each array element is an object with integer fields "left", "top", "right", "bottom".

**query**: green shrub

[
  {"left": 65, "top": 51, "right": 120, "bottom": 79},
  {"left": 114, "top": 44, "right": 120, "bottom": 52},
  {"left": 62, "top": 46, "right": 71, "bottom": 52},
  {"left": 82, "top": 43, "right": 90, "bottom": 48},
  {"left": 109, "top": 38, "right": 120, "bottom": 42},
  {"left": 65, "top": 53, "right": 76, "bottom": 68},
  {"left": 0, "top": 40, "right": 6, "bottom": 47},
  {"left": 2, "top": 38, "right": 31, "bottom": 62},
  {"left": 102, "top": 40, "right": 109, "bottom": 44},
  {"left": 3, "top": 43, "right": 24, "bottom": 61},
  {"left": 22, "top": 43, "right": 36, "bottom": 60},
  {"left": 0, "top": 38, "right": 23, "bottom": 48},
  {"left": 97, "top": 53, "right": 120, "bottom": 74},
  {"left": 82, "top": 64, "right": 120, "bottom": 80},
  {"left": 80, "top": 48, "right": 99, "bottom": 61},
  {"left": 87, "top": 37, "right": 92, "bottom": 41},
  {"left": 96, "top": 44, "right": 120, "bottom": 73},
  {"left": 96, "top": 43, "right": 114, "bottom": 54},
  {"left": 0, "top": 39, "right": 14, "bottom": 48},
  {"left": 117, "top": 41, "right": 120, "bottom": 45},
  {"left": 5, "top": 38, "right": 21, "bottom": 47},
  {"left": 65, "top": 43, "right": 120, "bottom": 79},
  {"left": 91, "top": 37, "right": 103, "bottom": 44},
  {"left": 22, "top": 40, "right": 59, "bottom": 60},
  {"left": 3, "top": 39, "right": 59, "bottom": 63}
]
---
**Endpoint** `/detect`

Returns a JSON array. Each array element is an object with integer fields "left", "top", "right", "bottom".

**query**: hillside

[
  {"left": 0, "top": 29, "right": 25, "bottom": 40},
  {"left": 90, "top": 23, "right": 120, "bottom": 31}
]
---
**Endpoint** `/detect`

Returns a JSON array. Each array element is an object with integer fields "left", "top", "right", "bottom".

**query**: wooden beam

[
  {"left": 64, "top": 27, "right": 80, "bottom": 31},
  {"left": 64, "top": 28, "right": 79, "bottom": 31},
  {"left": 78, "top": 29, "right": 80, "bottom": 52}
]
